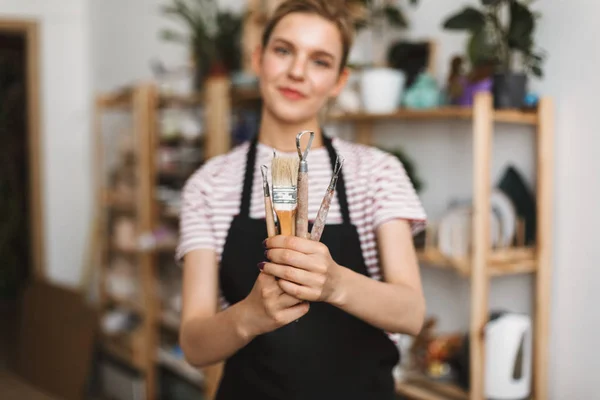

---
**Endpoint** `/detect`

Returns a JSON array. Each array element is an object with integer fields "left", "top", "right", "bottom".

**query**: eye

[
  {"left": 313, "top": 59, "right": 332, "bottom": 68},
  {"left": 274, "top": 46, "right": 290, "bottom": 56}
]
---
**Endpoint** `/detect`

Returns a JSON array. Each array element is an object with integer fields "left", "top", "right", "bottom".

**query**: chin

[
  {"left": 270, "top": 105, "right": 315, "bottom": 124},
  {"left": 264, "top": 97, "right": 321, "bottom": 125}
]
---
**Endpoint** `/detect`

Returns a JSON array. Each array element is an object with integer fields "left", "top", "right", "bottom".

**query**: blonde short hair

[{"left": 261, "top": 0, "right": 362, "bottom": 71}]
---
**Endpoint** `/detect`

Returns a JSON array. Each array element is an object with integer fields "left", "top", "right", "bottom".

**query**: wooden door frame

[{"left": 0, "top": 18, "right": 45, "bottom": 281}]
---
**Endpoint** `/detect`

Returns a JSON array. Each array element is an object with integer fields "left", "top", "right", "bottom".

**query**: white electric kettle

[{"left": 485, "top": 312, "right": 532, "bottom": 399}]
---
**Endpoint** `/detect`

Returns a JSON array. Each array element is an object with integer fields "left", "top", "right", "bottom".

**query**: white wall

[
  {"left": 91, "top": 0, "right": 245, "bottom": 91},
  {"left": 534, "top": 2, "right": 600, "bottom": 398},
  {"left": 16, "top": 0, "right": 598, "bottom": 396},
  {"left": 1, "top": 1, "right": 92, "bottom": 287}
]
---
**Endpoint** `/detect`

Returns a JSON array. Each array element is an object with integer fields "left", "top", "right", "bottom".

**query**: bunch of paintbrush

[
  {"left": 270, "top": 154, "right": 299, "bottom": 236},
  {"left": 310, "top": 155, "right": 344, "bottom": 242},
  {"left": 295, "top": 131, "right": 314, "bottom": 239},
  {"left": 262, "top": 131, "right": 343, "bottom": 241},
  {"left": 260, "top": 165, "right": 277, "bottom": 238}
]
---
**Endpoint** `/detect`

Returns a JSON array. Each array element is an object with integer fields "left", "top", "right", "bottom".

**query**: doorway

[{"left": 0, "top": 19, "right": 43, "bottom": 367}]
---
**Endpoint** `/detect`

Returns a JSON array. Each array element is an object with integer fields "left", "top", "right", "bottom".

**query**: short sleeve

[
  {"left": 175, "top": 171, "right": 216, "bottom": 262},
  {"left": 371, "top": 153, "right": 427, "bottom": 235}
]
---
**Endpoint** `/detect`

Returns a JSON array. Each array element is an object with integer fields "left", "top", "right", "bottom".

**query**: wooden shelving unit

[
  {"left": 94, "top": 79, "right": 552, "bottom": 400},
  {"left": 94, "top": 80, "right": 261, "bottom": 400},
  {"left": 326, "top": 92, "right": 554, "bottom": 400}
]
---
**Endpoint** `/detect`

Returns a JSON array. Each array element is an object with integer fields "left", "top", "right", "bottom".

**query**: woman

[{"left": 177, "top": 1, "right": 427, "bottom": 398}]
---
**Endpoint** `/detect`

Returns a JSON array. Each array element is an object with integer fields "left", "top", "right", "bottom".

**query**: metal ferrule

[
  {"left": 299, "top": 159, "right": 308, "bottom": 173},
  {"left": 260, "top": 165, "right": 271, "bottom": 197}
]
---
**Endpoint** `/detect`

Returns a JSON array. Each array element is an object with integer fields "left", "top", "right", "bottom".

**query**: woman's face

[{"left": 253, "top": 12, "right": 348, "bottom": 124}]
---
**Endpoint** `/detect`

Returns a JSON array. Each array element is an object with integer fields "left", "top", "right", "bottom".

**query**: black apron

[{"left": 215, "top": 134, "right": 400, "bottom": 400}]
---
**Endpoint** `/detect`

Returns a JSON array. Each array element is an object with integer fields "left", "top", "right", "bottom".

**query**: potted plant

[
  {"left": 441, "top": 0, "right": 546, "bottom": 109},
  {"left": 352, "top": 0, "right": 420, "bottom": 113},
  {"left": 160, "top": 0, "right": 244, "bottom": 92}
]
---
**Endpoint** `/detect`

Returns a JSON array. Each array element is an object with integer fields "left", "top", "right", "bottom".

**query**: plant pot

[
  {"left": 360, "top": 67, "right": 406, "bottom": 114},
  {"left": 492, "top": 72, "right": 527, "bottom": 109}
]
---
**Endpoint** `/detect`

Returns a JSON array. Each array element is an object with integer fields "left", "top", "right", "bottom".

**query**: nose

[{"left": 288, "top": 54, "right": 306, "bottom": 81}]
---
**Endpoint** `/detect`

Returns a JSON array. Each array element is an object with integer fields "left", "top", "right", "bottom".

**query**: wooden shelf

[
  {"left": 417, "top": 247, "right": 537, "bottom": 277},
  {"left": 396, "top": 373, "right": 468, "bottom": 400},
  {"left": 101, "top": 333, "right": 145, "bottom": 371},
  {"left": 97, "top": 88, "right": 134, "bottom": 109},
  {"left": 327, "top": 106, "right": 538, "bottom": 125},
  {"left": 156, "top": 87, "right": 260, "bottom": 109},
  {"left": 157, "top": 348, "right": 204, "bottom": 387},
  {"left": 105, "top": 294, "right": 144, "bottom": 314},
  {"left": 159, "top": 310, "right": 181, "bottom": 332},
  {"left": 232, "top": 86, "right": 261, "bottom": 103},
  {"left": 158, "top": 93, "right": 203, "bottom": 108}
]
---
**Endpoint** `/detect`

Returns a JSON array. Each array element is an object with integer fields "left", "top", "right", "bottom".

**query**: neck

[{"left": 257, "top": 109, "right": 324, "bottom": 153}]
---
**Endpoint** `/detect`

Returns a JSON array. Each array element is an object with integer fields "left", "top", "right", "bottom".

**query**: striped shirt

[{"left": 176, "top": 137, "right": 427, "bottom": 308}]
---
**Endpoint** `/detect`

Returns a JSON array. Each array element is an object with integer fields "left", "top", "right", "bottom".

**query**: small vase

[
  {"left": 492, "top": 72, "right": 528, "bottom": 109},
  {"left": 360, "top": 67, "right": 406, "bottom": 114}
]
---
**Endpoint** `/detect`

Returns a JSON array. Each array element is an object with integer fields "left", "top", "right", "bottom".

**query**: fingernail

[
  {"left": 264, "top": 250, "right": 269, "bottom": 260},
  {"left": 258, "top": 262, "right": 265, "bottom": 271},
  {"left": 262, "top": 239, "right": 267, "bottom": 248}
]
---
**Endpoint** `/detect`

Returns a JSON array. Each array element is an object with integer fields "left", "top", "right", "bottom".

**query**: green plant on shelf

[
  {"left": 159, "top": 0, "right": 244, "bottom": 89},
  {"left": 442, "top": 0, "right": 546, "bottom": 78}
]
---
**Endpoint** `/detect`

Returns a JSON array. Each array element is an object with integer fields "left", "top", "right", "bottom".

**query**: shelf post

[
  {"left": 534, "top": 97, "right": 554, "bottom": 400},
  {"left": 134, "top": 84, "right": 160, "bottom": 400},
  {"left": 204, "top": 76, "right": 232, "bottom": 159},
  {"left": 470, "top": 92, "right": 493, "bottom": 400}
]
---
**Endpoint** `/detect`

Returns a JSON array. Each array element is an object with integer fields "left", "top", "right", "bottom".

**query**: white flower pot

[{"left": 360, "top": 67, "right": 406, "bottom": 114}]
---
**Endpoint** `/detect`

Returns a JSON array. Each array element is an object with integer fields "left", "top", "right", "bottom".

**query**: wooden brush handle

[
  {"left": 276, "top": 209, "right": 296, "bottom": 236},
  {"left": 296, "top": 171, "right": 309, "bottom": 238},
  {"left": 264, "top": 197, "right": 277, "bottom": 238},
  {"left": 310, "top": 189, "right": 334, "bottom": 242}
]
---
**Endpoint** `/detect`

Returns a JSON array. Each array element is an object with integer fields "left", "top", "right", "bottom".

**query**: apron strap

[
  {"left": 239, "top": 136, "right": 259, "bottom": 218},
  {"left": 323, "top": 134, "right": 351, "bottom": 225}
]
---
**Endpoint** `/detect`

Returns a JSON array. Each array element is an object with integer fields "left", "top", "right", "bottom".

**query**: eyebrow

[{"left": 271, "top": 37, "right": 336, "bottom": 61}]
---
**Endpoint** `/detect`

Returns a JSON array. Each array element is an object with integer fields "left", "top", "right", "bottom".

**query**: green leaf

[
  {"left": 508, "top": 0, "right": 535, "bottom": 51},
  {"left": 383, "top": 6, "right": 408, "bottom": 28},
  {"left": 443, "top": 7, "right": 486, "bottom": 32},
  {"left": 481, "top": 0, "right": 504, "bottom": 6},
  {"left": 467, "top": 29, "right": 497, "bottom": 66},
  {"left": 531, "top": 65, "right": 543, "bottom": 78},
  {"left": 159, "top": 29, "right": 189, "bottom": 43}
]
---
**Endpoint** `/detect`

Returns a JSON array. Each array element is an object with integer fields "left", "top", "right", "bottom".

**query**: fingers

[
  {"left": 262, "top": 262, "right": 324, "bottom": 288},
  {"left": 275, "top": 293, "right": 304, "bottom": 309},
  {"left": 275, "top": 301, "right": 310, "bottom": 324},
  {"left": 264, "top": 248, "right": 317, "bottom": 272},
  {"left": 264, "top": 235, "right": 328, "bottom": 256},
  {"left": 258, "top": 272, "right": 283, "bottom": 295},
  {"left": 278, "top": 279, "right": 322, "bottom": 302}
]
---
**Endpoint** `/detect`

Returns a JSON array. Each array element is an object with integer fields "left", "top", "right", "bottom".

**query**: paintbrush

[
  {"left": 260, "top": 165, "right": 277, "bottom": 238},
  {"left": 271, "top": 154, "right": 299, "bottom": 236},
  {"left": 295, "top": 131, "right": 314, "bottom": 239},
  {"left": 310, "top": 155, "right": 344, "bottom": 242}
]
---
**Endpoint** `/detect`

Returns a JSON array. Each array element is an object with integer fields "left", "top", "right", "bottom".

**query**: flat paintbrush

[
  {"left": 295, "top": 130, "right": 314, "bottom": 239},
  {"left": 310, "top": 155, "right": 344, "bottom": 242},
  {"left": 271, "top": 154, "right": 299, "bottom": 236},
  {"left": 260, "top": 165, "right": 277, "bottom": 238}
]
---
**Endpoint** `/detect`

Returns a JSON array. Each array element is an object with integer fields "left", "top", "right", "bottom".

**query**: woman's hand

[
  {"left": 261, "top": 235, "right": 345, "bottom": 305},
  {"left": 240, "top": 270, "right": 310, "bottom": 338}
]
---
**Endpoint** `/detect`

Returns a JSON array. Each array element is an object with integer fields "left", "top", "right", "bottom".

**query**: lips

[{"left": 278, "top": 87, "right": 306, "bottom": 100}]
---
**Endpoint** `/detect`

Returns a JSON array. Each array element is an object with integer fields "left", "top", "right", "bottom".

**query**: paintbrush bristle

[{"left": 271, "top": 155, "right": 299, "bottom": 188}]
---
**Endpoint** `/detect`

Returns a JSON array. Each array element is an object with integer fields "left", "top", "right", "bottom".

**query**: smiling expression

[{"left": 253, "top": 12, "right": 349, "bottom": 124}]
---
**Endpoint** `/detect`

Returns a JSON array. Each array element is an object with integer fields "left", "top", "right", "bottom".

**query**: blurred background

[{"left": 0, "top": 0, "right": 597, "bottom": 399}]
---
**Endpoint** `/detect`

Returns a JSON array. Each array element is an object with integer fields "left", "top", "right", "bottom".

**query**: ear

[
  {"left": 251, "top": 44, "right": 263, "bottom": 76},
  {"left": 329, "top": 67, "right": 350, "bottom": 98}
]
